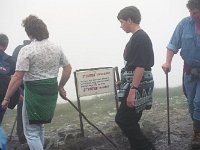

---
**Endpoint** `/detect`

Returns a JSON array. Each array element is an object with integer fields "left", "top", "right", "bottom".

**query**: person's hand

[
  {"left": 18, "top": 94, "right": 24, "bottom": 103},
  {"left": 127, "top": 89, "right": 136, "bottom": 107},
  {"left": 1, "top": 99, "right": 10, "bottom": 109},
  {"left": 59, "top": 86, "right": 67, "bottom": 100},
  {"left": 115, "top": 81, "right": 121, "bottom": 90},
  {"left": 162, "top": 62, "right": 171, "bottom": 73}
]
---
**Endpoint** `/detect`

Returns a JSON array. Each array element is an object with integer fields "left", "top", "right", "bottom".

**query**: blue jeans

[
  {"left": 22, "top": 100, "right": 44, "bottom": 150},
  {"left": 184, "top": 73, "right": 200, "bottom": 121}
]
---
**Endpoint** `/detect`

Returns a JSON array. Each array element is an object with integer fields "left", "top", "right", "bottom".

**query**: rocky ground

[{"left": 6, "top": 93, "right": 195, "bottom": 150}]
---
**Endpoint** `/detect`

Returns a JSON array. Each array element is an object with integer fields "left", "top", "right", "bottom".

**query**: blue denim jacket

[{"left": 167, "top": 16, "right": 200, "bottom": 67}]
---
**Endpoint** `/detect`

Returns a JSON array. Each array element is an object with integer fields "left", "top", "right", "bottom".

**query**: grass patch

[{"left": 2, "top": 86, "right": 186, "bottom": 134}]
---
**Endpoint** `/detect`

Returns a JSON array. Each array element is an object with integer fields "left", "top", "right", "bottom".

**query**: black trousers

[
  {"left": 17, "top": 101, "right": 27, "bottom": 144},
  {"left": 0, "top": 107, "right": 6, "bottom": 125},
  {"left": 115, "top": 101, "right": 152, "bottom": 150}
]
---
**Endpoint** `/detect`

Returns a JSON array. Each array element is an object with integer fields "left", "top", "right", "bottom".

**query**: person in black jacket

[
  {"left": 0, "top": 33, "right": 16, "bottom": 125},
  {"left": 12, "top": 40, "right": 31, "bottom": 150}
]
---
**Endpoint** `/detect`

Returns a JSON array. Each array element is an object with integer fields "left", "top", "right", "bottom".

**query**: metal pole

[
  {"left": 166, "top": 72, "right": 171, "bottom": 145},
  {"left": 114, "top": 66, "right": 120, "bottom": 111}
]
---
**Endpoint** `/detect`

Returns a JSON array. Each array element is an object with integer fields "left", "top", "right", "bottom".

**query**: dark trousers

[
  {"left": 115, "top": 101, "right": 152, "bottom": 150},
  {"left": 193, "top": 119, "right": 200, "bottom": 132},
  {"left": 17, "top": 101, "right": 27, "bottom": 144},
  {"left": 0, "top": 107, "right": 6, "bottom": 125}
]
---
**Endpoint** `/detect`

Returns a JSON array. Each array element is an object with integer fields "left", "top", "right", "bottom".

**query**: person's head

[
  {"left": 0, "top": 33, "right": 9, "bottom": 51},
  {"left": 186, "top": 0, "right": 200, "bottom": 23},
  {"left": 22, "top": 15, "right": 49, "bottom": 41},
  {"left": 117, "top": 6, "right": 141, "bottom": 33},
  {"left": 117, "top": 6, "right": 141, "bottom": 24}
]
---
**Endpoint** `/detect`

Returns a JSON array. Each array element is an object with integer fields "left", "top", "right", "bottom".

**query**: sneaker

[{"left": 192, "top": 131, "right": 200, "bottom": 149}]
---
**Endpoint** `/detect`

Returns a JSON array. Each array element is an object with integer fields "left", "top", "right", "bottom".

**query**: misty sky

[{"left": 1, "top": 0, "right": 189, "bottom": 99}]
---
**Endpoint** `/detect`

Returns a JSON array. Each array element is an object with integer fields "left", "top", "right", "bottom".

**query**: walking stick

[
  {"left": 166, "top": 72, "right": 171, "bottom": 145},
  {"left": 8, "top": 115, "right": 17, "bottom": 142},
  {"left": 61, "top": 96, "right": 118, "bottom": 149}
]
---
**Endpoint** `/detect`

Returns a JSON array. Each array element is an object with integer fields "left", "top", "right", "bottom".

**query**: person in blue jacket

[{"left": 162, "top": 0, "right": 200, "bottom": 149}]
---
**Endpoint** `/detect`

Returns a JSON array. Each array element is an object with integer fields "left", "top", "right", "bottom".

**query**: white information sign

[{"left": 75, "top": 68, "right": 115, "bottom": 97}]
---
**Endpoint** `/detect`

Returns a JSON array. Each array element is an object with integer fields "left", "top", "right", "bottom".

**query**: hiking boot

[{"left": 192, "top": 131, "right": 200, "bottom": 149}]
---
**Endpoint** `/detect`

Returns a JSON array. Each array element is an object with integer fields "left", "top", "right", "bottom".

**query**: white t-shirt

[{"left": 16, "top": 39, "right": 69, "bottom": 81}]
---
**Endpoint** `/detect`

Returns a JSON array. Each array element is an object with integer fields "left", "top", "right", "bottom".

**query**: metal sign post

[{"left": 114, "top": 66, "right": 120, "bottom": 111}]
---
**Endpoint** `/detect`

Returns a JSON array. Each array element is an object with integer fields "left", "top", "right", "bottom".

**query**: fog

[{"left": 1, "top": 0, "right": 188, "bottom": 99}]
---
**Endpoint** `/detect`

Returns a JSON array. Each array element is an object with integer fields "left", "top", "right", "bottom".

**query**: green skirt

[{"left": 24, "top": 78, "right": 58, "bottom": 124}]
